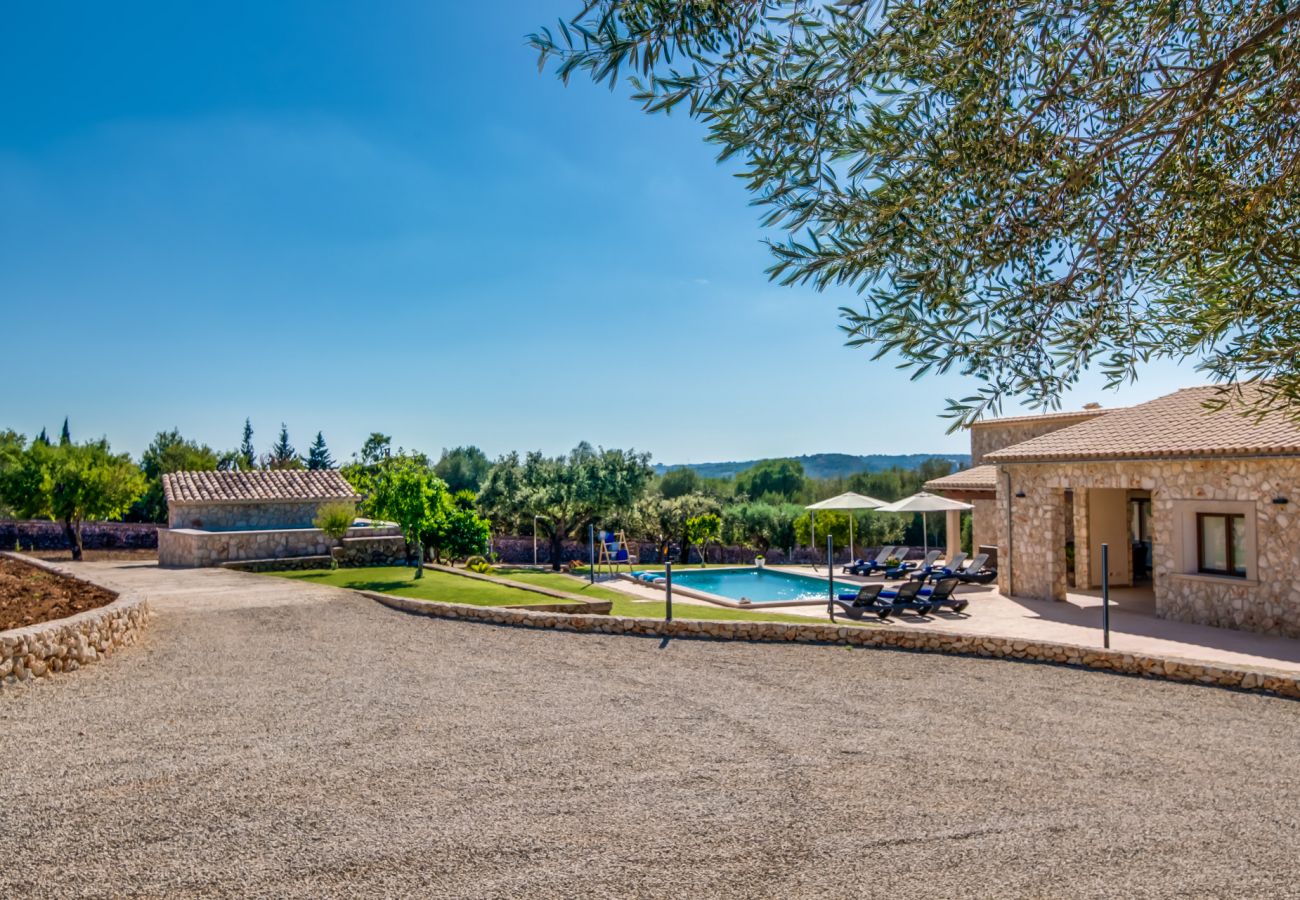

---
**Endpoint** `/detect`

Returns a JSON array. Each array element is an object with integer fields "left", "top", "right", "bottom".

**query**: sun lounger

[
  {"left": 885, "top": 549, "right": 940, "bottom": 579},
  {"left": 919, "top": 577, "right": 968, "bottom": 613},
  {"left": 911, "top": 551, "right": 967, "bottom": 583},
  {"left": 831, "top": 584, "right": 887, "bottom": 620},
  {"left": 843, "top": 547, "right": 897, "bottom": 576},
  {"left": 953, "top": 553, "right": 996, "bottom": 584},
  {"left": 875, "top": 579, "right": 934, "bottom": 616}
]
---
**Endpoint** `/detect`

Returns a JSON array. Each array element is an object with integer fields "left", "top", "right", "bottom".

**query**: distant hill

[{"left": 655, "top": 453, "right": 971, "bottom": 481}]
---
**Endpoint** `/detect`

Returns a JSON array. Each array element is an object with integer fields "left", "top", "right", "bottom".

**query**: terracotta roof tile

[
  {"left": 162, "top": 470, "right": 360, "bottom": 505},
  {"left": 986, "top": 386, "right": 1300, "bottom": 463},
  {"left": 924, "top": 465, "right": 999, "bottom": 492}
]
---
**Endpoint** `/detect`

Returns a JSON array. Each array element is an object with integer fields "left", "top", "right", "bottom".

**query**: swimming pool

[{"left": 666, "top": 567, "right": 835, "bottom": 604}]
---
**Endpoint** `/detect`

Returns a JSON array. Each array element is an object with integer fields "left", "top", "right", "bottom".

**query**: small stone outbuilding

[
  {"left": 163, "top": 470, "right": 360, "bottom": 531},
  {"left": 158, "top": 470, "right": 403, "bottom": 568}
]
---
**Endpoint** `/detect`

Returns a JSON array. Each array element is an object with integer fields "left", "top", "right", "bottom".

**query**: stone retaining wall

[
  {"left": 0, "top": 554, "right": 150, "bottom": 686},
  {"left": 160, "top": 526, "right": 405, "bottom": 568},
  {"left": 364, "top": 590, "right": 1300, "bottom": 699}
]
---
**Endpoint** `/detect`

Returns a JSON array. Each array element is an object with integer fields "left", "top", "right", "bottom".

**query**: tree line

[{"left": 1, "top": 418, "right": 963, "bottom": 567}]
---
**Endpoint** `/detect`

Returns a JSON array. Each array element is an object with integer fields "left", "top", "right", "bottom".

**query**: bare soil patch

[{"left": 0, "top": 556, "right": 117, "bottom": 631}]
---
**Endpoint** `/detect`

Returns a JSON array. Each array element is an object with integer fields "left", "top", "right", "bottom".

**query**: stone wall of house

[
  {"left": 0, "top": 554, "right": 150, "bottom": 685},
  {"left": 971, "top": 498, "right": 999, "bottom": 556},
  {"left": 1, "top": 520, "right": 158, "bottom": 552},
  {"left": 364, "top": 589, "right": 1300, "bottom": 698},
  {"left": 160, "top": 525, "right": 405, "bottom": 567},
  {"left": 999, "top": 457, "right": 1300, "bottom": 638},
  {"left": 167, "top": 501, "right": 330, "bottom": 531},
  {"left": 970, "top": 415, "right": 1103, "bottom": 465}
]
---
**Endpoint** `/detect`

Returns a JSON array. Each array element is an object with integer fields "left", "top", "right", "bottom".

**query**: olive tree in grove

[
  {"left": 533, "top": 1, "right": 1300, "bottom": 424},
  {"left": 479, "top": 443, "right": 654, "bottom": 570},
  {"left": 0, "top": 438, "right": 145, "bottom": 560}
]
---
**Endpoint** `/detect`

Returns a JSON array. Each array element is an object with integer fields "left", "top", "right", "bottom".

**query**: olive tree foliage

[
  {"left": 478, "top": 443, "right": 654, "bottom": 570},
  {"left": 0, "top": 438, "right": 145, "bottom": 560},
  {"left": 533, "top": 1, "right": 1300, "bottom": 425},
  {"left": 722, "top": 500, "right": 802, "bottom": 554}
]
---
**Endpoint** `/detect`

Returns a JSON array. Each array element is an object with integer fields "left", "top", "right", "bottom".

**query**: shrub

[
  {"left": 313, "top": 502, "right": 356, "bottom": 568},
  {"left": 464, "top": 555, "right": 494, "bottom": 575}
]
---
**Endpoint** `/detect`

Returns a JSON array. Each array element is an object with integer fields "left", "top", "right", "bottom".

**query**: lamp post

[{"left": 533, "top": 514, "right": 549, "bottom": 567}]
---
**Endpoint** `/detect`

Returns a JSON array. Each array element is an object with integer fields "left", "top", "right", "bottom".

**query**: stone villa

[
  {"left": 158, "top": 470, "right": 403, "bottom": 568},
  {"left": 927, "top": 386, "right": 1300, "bottom": 639}
]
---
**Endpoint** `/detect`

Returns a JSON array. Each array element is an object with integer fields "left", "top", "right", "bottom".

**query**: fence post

[
  {"left": 827, "top": 535, "right": 835, "bottom": 621},
  {"left": 1101, "top": 542, "right": 1111, "bottom": 649},
  {"left": 665, "top": 560, "right": 673, "bottom": 622},
  {"left": 589, "top": 524, "right": 595, "bottom": 584}
]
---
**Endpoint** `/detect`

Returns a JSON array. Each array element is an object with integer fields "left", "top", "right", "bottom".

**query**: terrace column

[
  {"left": 946, "top": 508, "right": 961, "bottom": 562},
  {"left": 1072, "top": 488, "right": 1090, "bottom": 591}
]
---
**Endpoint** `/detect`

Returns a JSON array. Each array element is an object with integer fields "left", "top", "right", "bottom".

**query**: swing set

[{"left": 595, "top": 530, "right": 637, "bottom": 576}]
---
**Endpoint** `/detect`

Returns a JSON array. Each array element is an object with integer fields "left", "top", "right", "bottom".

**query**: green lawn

[{"left": 272, "top": 565, "right": 845, "bottom": 624}]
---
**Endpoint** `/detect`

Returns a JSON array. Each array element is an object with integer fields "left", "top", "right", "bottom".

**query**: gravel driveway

[{"left": 2, "top": 562, "right": 1299, "bottom": 899}]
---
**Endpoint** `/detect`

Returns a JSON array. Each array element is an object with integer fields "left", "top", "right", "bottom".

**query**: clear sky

[{"left": 0, "top": 1, "right": 1205, "bottom": 465}]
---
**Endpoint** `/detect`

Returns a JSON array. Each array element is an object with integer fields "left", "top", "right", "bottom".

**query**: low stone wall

[
  {"left": 0, "top": 554, "right": 150, "bottom": 686},
  {"left": 1, "top": 520, "right": 159, "bottom": 552},
  {"left": 160, "top": 526, "right": 405, "bottom": 568},
  {"left": 364, "top": 590, "right": 1300, "bottom": 699}
]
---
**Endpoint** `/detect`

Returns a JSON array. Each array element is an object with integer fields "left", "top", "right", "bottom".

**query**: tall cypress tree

[
  {"left": 305, "top": 432, "right": 334, "bottom": 470},
  {"left": 35, "top": 428, "right": 50, "bottom": 446},
  {"left": 239, "top": 418, "right": 256, "bottom": 471},
  {"left": 267, "top": 423, "right": 302, "bottom": 470},
  {"left": 59, "top": 417, "right": 71, "bottom": 446}
]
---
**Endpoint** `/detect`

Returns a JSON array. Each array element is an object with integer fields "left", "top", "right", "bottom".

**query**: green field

[{"left": 272, "top": 565, "right": 843, "bottom": 624}]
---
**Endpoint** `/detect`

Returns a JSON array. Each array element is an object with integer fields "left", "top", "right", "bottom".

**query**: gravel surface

[{"left": 2, "top": 563, "right": 1299, "bottom": 899}]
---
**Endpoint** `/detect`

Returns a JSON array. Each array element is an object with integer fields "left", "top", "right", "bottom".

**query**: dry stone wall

[
  {"left": 0, "top": 554, "right": 149, "bottom": 686},
  {"left": 1, "top": 520, "right": 158, "bottom": 552},
  {"left": 159, "top": 526, "right": 405, "bottom": 567}
]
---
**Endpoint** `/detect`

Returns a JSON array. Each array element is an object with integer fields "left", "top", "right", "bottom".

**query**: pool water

[{"left": 667, "top": 567, "right": 835, "bottom": 604}]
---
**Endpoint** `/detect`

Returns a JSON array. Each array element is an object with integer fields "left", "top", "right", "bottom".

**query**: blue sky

[{"left": 0, "top": 1, "right": 1203, "bottom": 465}]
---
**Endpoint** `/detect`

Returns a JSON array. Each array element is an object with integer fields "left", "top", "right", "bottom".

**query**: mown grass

[{"left": 272, "top": 565, "right": 842, "bottom": 624}]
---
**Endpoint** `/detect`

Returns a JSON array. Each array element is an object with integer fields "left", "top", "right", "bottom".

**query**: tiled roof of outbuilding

[
  {"left": 986, "top": 386, "right": 1300, "bottom": 463},
  {"left": 924, "top": 464, "right": 999, "bottom": 492},
  {"left": 162, "top": 470, "right": 360, "bottom": 505}
]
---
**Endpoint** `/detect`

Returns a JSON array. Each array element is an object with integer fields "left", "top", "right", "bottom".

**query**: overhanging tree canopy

[{"left": 532, "top": 0, "right": 1300, "bottom": 424}]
